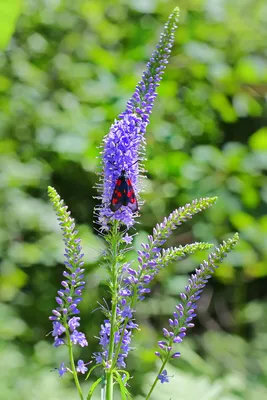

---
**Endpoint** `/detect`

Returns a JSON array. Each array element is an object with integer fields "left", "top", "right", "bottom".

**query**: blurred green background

[{"left": 1, "top": 0, "right": 267, "bottom": 399}]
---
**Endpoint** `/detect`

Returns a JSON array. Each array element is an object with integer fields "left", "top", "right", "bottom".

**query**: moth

[{"left": 110, "top": 170, "right": 138, "bottom": 212}]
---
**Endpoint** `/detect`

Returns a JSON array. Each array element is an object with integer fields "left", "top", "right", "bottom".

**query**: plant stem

[
  {"left": 145, "top": 358, "right": 169, "bottom": 400},
  {"left": 65, "top": 327, "right": 84, "bottom": 400}
]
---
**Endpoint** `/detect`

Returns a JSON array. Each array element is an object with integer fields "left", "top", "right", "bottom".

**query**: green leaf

[
  {"left": 0, "top": 0, "right": 22, "bottom": 49},
  {"left": 86, "top": 377, "right": 103, "bottom": 400},
  {"left": 114, "top": 371, "right": 132, "bottom": 400},
  {"left": 249, "top": 127, "right": 267, "bottom": 150},
  {"left": 230, "top": 212, "right": 255, "bottom": 230}
]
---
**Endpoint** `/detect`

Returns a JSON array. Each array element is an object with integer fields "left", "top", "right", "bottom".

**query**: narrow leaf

[{"left": 86, "top": 377, "right": 103, "bottom": 400}]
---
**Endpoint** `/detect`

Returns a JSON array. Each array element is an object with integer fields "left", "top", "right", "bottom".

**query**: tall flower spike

[
  {"left": 155, "top": 234, "right": 239, "bottom": 381},
  {"left": 48, "top": 186, "right": 88, "bottom": 349},
  {"left": 95, "top": 8, "right": 180, "bottom": 229}
]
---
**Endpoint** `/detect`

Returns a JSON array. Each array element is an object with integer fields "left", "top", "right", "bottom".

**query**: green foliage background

[{"left": 1, "top": 0, "right": 267, "bottom": 399}]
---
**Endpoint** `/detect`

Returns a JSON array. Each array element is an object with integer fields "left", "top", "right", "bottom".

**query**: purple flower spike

[
  {"left": 157, "top": 234, "right": 239, "bottom": 360},
  {"left": 95, "top": 8, "right": 179, "bottom": 230},
  {"left": 48, "top": 187, "right": 88, "bottom": 351}
]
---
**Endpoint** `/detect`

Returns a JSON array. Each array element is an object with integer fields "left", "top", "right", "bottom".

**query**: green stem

[
  {"left": 106, "top": 371, "right": 113, "bottom": 400},
  {"left": 145, "top": 357, "right": 169, "bottom": 400},
  {"left": 106, "top": 220, "right": 120, "bottom": 400},
  {"left": 65, "top": 327, "right": 84, "bottom": 400}
]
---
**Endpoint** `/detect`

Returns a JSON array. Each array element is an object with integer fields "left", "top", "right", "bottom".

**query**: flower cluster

[{"left": 95, "top": 8, "right": 180, "bottom": 229}]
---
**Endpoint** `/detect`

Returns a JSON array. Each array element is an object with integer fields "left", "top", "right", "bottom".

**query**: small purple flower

[
  {"left": 52, "top": 321, "right": 65, "bottom": 337},
  {"left": 57, "top": 362, "right": 67, "bottom": 377},
  {"left": 54, "top": 337, "right": 65, "bottom": 348},
  {"left": 94, "top": 353, "right": 103, "bottom": 364},
  {"left": 121, "top": 305, "right": 133, "bottom": 319},
  {"left": 158, "top": 370, "right": 169, "bottom": 384},
  {"left": 122, "top": 233, "right": 133, "bottom": 244},
  {"left": 76, "top": 359, "right": 88, "bottom": 374},
  {"left": 68, "top": 317, "right": 81, "bottom": 331},
  {"left": 70, "top": 330, "right": 88, "bottom": 347}
]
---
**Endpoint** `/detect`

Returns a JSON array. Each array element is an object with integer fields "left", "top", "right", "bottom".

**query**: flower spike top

[{"left": 95, "top": 8, "right": 180, "bottom": 230}]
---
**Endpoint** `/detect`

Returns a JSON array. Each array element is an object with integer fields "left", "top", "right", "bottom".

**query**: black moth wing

[
  {"left": 110, "top": 176, "right": 125, "bottom": 211},
  {"left": 125, "top": 177, "right": 138, "bottom": 212},
  {"left": 110, "top": 172, "right": 138, "bottom": 212}
]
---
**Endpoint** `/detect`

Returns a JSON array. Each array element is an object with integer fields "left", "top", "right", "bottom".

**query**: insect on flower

[{"left": 110, "top": 169, "right": 138, "bottom": 212}]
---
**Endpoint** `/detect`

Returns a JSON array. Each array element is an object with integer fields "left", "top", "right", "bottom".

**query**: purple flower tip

[{"left": 172, "top": 352, "right": 181, "bottom": 358}]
